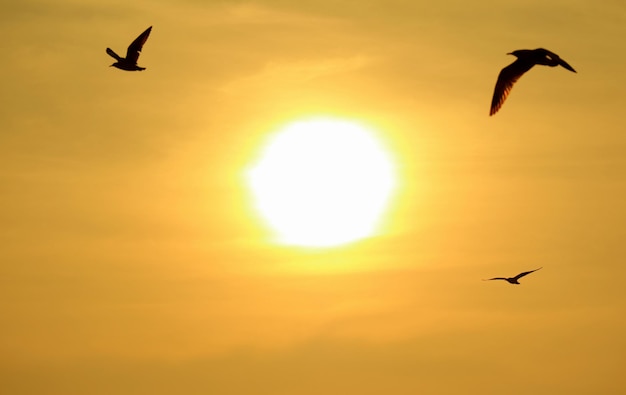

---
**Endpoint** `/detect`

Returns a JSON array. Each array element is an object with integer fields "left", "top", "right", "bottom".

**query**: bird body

[
  {"left": 490, "top": 48, "right": 576, "bottom": 115},
  {"left": 106, "top": 26, "right": 152, "bottom": 71},
  {"left": 484, "top": 267, "right": 542, "bottom": 284}
]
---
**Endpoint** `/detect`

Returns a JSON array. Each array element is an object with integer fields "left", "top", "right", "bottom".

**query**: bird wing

[
  {"left": 513, "top": 267, "right": 542, "bottom": 280},
  {"left": 483, "top": 277, "right": 508, "bottom": 281},
  {"left": 537, "top": 48, "right": 577, "bottom": 73},
  {"left": 557, "top": 57, "right": 576, "bottom": 73},
  {"left": 126, "top": 26, "right": 152, "bottom": 64},
  {"left": 489, "top": 59, "right": 535, "bottom": 116},
  {"left": 106, "top": 47, "right": 123, "bottom": 61}
]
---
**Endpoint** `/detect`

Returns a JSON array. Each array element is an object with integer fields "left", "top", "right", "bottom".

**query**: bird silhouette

[
  {"left": 483, "top": 267, "right": 542, "bottom": 284},
  {"left": 490, "top": 48, "right": 576, "bottom": 115},
  {"left": 106, "top": 26, "right": 152, "bottom": 71}
]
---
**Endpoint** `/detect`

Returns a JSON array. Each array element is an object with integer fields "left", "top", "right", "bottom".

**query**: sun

[{"left": 247, "top": 118, "right": 396, "bottom": 248}]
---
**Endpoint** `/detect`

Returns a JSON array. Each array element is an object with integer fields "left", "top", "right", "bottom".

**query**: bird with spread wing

[
  {"left": 106, "top": 26, "right": 152, "bottom": 71},
  {"left": 490, "top": 48, "right": 576, "bottom": 116},
  {"left": 483, "top": 267, "right": 542, "bottom": 284}
]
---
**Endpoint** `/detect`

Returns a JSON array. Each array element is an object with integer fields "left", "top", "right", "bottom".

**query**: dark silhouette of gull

[
  {"left": 490, "top": 48, "right": 576, "bottom": 115},
  {"left": 106, "top": 26, "right": 152, "bottom": 71},
  {"left": 483, "top": 267, "right": 542, "bottom": 284}
]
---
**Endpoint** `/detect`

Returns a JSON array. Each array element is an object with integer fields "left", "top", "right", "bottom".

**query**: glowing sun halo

[{"left": 247, "top": 118, "right": 396, "bottom": 248}]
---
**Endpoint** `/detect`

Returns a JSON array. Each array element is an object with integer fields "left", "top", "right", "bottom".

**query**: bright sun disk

[{"left": 247, "top": 118, "right": 396, "bottom": 248}]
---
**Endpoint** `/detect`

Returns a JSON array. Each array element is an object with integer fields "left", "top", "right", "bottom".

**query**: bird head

[{"left": 507, "top": 50, "right": 524, "bottom": 58}]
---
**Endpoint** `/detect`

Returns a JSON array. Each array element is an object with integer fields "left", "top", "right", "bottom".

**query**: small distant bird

[
  {"left": 490, "top": 48, "right": 576, "bottom": 115},
  {"left": 483, "top": 267, "right": 542, "bottom": 284},
  {"left": 106, "top": 26, "right": 152, "bottom": 71}
]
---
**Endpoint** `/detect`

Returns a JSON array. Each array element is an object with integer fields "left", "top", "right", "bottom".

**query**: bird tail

[{"left": 106, "top": 48, "right": 122, "bottom": 61}]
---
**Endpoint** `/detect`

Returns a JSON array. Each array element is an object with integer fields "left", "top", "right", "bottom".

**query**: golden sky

[{"left": 1, "top": 0, "right": 625, "bottom": 394}]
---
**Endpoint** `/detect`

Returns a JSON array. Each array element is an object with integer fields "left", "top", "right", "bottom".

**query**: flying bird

[
  {"left": 106, "top": 26, "right": 152, "bottom": 71},
  {"left": 490, "top": 48, "right": 576, "bottom": 115},
  {"left": 483, "top": 267, "right": 542, "bottom": 284}
]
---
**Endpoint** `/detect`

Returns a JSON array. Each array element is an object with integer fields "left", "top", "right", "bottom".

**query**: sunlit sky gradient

[{"left": 1, "top": 1, "right": 625, "bottom": 394}]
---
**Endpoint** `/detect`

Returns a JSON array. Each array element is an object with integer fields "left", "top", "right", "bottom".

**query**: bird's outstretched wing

[
  {"left": 490, "top": 59, "right": 535, "bottom": 116},
  {"left": 106, "top": 47, "right": 122, "bottom": 61},
  {"left": 512, "top": 267, "right": 542, "bottom": 280},
  {"left": 537, "top": 48, "right": 576, "bottom": 73},
  {"left": 557, "top": 58, "right": 576, "bottom": 73},
  {"left": 483, "top": 277, "right": 507, "bottom": 281},
  {"left": 126, "top": 26, "right": 152, "bottom": 64}
]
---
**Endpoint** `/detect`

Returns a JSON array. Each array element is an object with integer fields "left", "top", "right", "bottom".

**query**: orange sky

[{"left": 1, "top": 1, "right": 626, "bottom": 394}]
